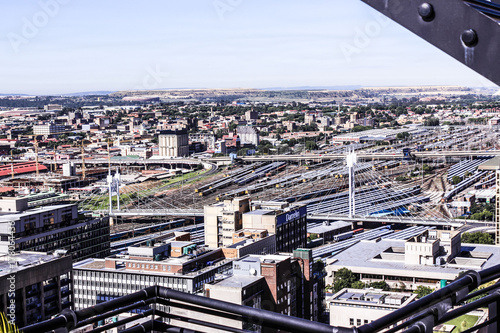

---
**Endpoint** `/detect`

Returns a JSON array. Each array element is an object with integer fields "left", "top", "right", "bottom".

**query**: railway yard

[{"left": 99, "top": 126, "right": 500, "bottom": 250}]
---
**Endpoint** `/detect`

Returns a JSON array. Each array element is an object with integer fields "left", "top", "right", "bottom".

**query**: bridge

[
  {"left": 105, "top": 208, "right": 466, "bottom": 230},
  {"left": 307, "top": 214, "right": 465, "bottom": 228}
]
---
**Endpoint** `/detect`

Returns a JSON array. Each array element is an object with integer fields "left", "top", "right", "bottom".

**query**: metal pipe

[
  {"left": 87, "top": 309, "right": 153, "bottom": 333},
  {"left": 75, "top": 298, "right": 156, "bottom": 328},
  {"left": 157, "top": 287, "right": 346, "bottom": 333},
  {"left": 357, "top": 272, "right": 480, "bottom": 333},
  {"left": 461, "top": 280, "right": 500, "bottom": 302},
  {"left": 157, "top": 299, "right": 244, "bottom": 322},
  {"left": 118, "top": 320, "right": 152, "bottom": 333},
  {"left": 76, "top": 286, "right": 157, "bottom": 321},
  {"left": 155, "top": 309, "right": 253, "bottom": 333}
]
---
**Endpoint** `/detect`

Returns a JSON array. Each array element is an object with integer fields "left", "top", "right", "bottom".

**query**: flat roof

[
  {"left": 210, "top": 275, "right": 263, "bottom": 289},
  {"left": 0, "top": 252, "right": 61, "bottom": 277},
  {"left": 477, "top": 156, "right": 500, "bottom": 170},
  {"left": 308, "top": 221, "right": 351, "bottom": 234},
  {"left": 328, "top": 239, "right": 500, "bottom": 280}
]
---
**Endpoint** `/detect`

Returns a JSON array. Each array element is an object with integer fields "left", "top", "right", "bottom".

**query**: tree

[
  {"left": 424, "top": 117, "right": 440, "bottom": 126},
  {"left": 369, "top": 281, "right": 390, "bottom": 291},
  {"left": 462, "top": 232, "right": 494, "bottom": 244},
  {"left": 415, "top": 285, "right": 434, "bottom": 298},
  {"left": 351, "top": 281, "right": 366, "bottom": 289},
  {"left": 305, "top": 141, "right": 318, "bottom": 151},
  {"left": 333, "top": 268, "right": 359, "bottom": 292},
  {"left": 452, "top": 175, "right": 462, "bottom": 185},
  {"left": 396, "top": 132, "right": 410, "bottom": 140}
]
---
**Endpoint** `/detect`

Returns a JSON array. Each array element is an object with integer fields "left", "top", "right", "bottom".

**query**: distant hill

[{"left": 60, "top": 91, "right": 116, "bottom": 96}]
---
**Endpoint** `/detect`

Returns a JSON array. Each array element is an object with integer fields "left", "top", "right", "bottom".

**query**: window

[
  {"left": 350, "top": 318, "right": 354, "bottom": 326},
  {"left": 357, "top": 319, "right": 361, "bottom": 326}
]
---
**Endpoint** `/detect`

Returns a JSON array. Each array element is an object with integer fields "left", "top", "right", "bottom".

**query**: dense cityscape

[{"left": 0, "top": 85, "right": 500, "bottom": 332}]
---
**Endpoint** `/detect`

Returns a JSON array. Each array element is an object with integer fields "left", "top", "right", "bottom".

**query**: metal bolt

[
  {"left": 418, "top": 3, "right": 435, "bottom": 21},
  {"left": 461, "top": 29, "right": 478, "bottom": 47}
]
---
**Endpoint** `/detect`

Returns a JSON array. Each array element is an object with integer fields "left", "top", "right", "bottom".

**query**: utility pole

[
  {"left": 10, "top": 151, "right": 14, "bottom": 179},
  {"left": 34, "top": 137, "right": 39, "bottom": 178},
  {"left": 347, "top": 150, "right": 357, "bottom": 218},
  {"left": 81, "top": 141, "right": 86, "bottom": 180}
]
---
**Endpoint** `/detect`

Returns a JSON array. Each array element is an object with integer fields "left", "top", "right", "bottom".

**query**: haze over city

[{"left": 0, "top": 0, "right": 496, "bottom": 95}]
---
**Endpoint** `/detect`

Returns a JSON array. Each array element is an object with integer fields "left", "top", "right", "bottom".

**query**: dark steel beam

[{"left": 360, "top": 0, "right": 500, "bottom": 86}]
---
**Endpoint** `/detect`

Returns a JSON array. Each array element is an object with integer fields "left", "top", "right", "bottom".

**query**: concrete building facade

[
  {"left": 204, "top": 197, "right": 250, "bottom": 248},
  {"left": 158, "top": 129, "right": 189, "bottom": 157},
  {"left": 0, "top": 252, "right": 73, "bottom": 328},
  {"left": 0, "top": 202, "right": 110, "bottom": 262},
  {"left": 329, "top": 288, "right": 417, "bottom": 328}
]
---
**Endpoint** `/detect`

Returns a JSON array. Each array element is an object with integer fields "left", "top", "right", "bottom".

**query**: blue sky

[{"left": 0, "top": 0, "right": 494, "bottom": 95}]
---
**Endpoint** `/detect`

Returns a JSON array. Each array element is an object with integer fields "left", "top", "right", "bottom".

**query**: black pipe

[
  {"left": 157, "top": 287, "right": 346, "bottom": 333},
  {"left": 75, "top": 286, "right": 157, "bottom": 321},
  {"left": 357, "top": 271, "right": 480, "bottom": 333},
  {"left": 75, "top": 298, "right": 155, "bottom": 328},
  {"left": 118, "top": 320, "right": 152, "bottom": 333},
  {"left": 439, "top": 292, "right": 500, "bottom": 323},
  {"left": 157, "top": 298, "right": 245, "bottom": 322},
  {"left": 152, "top": 320, "right": 200, "bottom": 333},
  {"left": 22, "top": 315, "right": 69, "bottom": 333},
  {"left": 87, "top": 309, "right": 153, "bottom": 333},
  {"left": 462, "top": 280, "right": 500, "bottom": 302},
  {"left": 155, "top": 309, "right": 253, "bottom": 333}
]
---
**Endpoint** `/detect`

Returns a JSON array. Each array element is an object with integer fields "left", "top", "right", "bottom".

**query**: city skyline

[{"left": 0, "top": 0, "right": 497, "bottom": 95}]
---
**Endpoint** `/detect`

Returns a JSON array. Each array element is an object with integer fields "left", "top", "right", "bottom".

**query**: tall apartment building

[
  {"left": 206, "top": 249, "right": 324, "bottom": 327},
  {"left": 0, "top": 252, "right": 73, "bottom": 328},
  {"left": 237, "top": 126, "right": 260, "bottom": 146},
  {"left": 33, "top": 123, "right": 68, "bottom": 136},
  {"left": 243, "top": 201, "right": 307, "bottom": 253},
  {"left": 204, "top": 199, "right": 307, "bottom": 253},
  {"left": 158, "top": 129, "right": 189, "bottom": 157},
  {"left": 204, "top": 197, "right": 250, "bottom": 248},
  {"left": 0, "top": 199, "right": 110, "bottom": 262}
]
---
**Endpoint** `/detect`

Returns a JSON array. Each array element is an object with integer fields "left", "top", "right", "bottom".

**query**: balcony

[{"left": 20, "top": 265, "right": 500, "bottom": 333}]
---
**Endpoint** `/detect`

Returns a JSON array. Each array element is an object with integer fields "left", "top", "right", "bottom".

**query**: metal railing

[{"left": 21, "top": 263, "right": 500, "bottom": 333}]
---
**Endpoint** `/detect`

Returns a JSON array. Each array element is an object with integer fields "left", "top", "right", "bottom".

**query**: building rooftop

[
  {"left": 210, "top": 275, "right": 263, "bottom": 289},
  {"left": 0, "top": 251, "right": 62, "bottom": 277},
  {"left": 308, "top": 221, "right": 351, "bottom": 234},
  {"left": 330, "top": 288, "right": 417, "bottom": 308},
  {"left": 328, "top": 239, "right": 500, "bottom": 280}
]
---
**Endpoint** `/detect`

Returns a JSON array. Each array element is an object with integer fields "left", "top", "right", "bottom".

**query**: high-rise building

[
  {"left": 0, "top": 200, "right": 110, "bottom": 262},
  {"left": 206, "top": 249, "right": 324, "bottom": 325},
  {"left": 0, "top": 251, "right": 73, "bottom": 327},
  {"left": 158, "top": 129, "right": 189, "bottom": 157},
  {"left": 243, "top": 201, "right": 307, "bottom": 253},
  {"left": 237, "top": 126, "right": 260, "bottom": 146},
  {"left": 33, "top": 123, "right": 68, "bottom": 136},
  {"left": 204, "top": 197, "right": 250, "bottom": 248}
]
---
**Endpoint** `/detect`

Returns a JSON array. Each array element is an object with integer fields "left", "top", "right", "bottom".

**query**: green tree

[
  {"left": 452, "top": 175, "right": 462, "bottom": 185},
  {"left": 369, "top": 281, "right": 390, "bottom": 291},
  {"left": 333, "top": 268, "right": 359, "bottom": 292},
  {"left": 415, "top": 285, "right": 434, "bottom": 298},
  {"left": 462, "top": 232, "right": 494, "bottom": 244},
  {"left": 424, "top": 117, "right": 440, "bottom": 126},
  {"left": 396, "top": 132, "right": 410, "bottom": 140},
  {"left": 305, "top": 141, "right": 318, "bottom": 151},
  {"left": 351, "top": 281, "right": 366, "bottom": 289}
]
